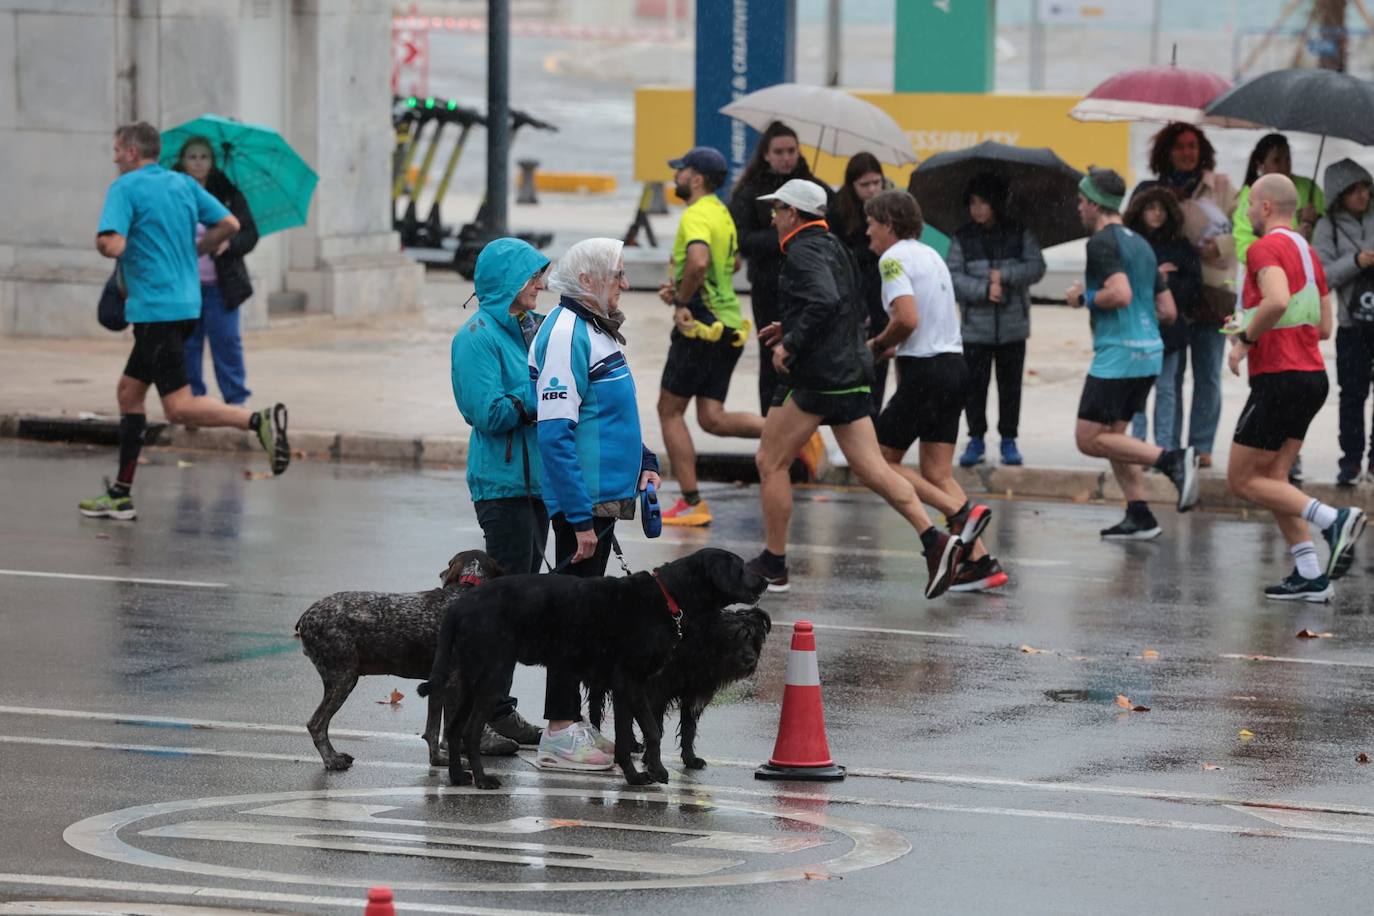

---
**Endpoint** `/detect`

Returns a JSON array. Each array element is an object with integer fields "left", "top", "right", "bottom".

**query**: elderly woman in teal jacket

[{"left": 450, "top": 236, "right": 551, "bottom": 751}]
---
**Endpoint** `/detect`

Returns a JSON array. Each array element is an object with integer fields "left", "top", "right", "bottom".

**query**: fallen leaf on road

[
  {"left": 1132, "top": 704, "right": 1151, "bottom": 712},
  {"left": 242, "top": 470, "right": 274, "bottom": 480},
  {"left": 375, "top": 689, "right": 404, "bottom": 706},
  {"left": 1358, "top": 752, "right": 1370, "bottom": 764},
  {"left": 1115, "top": 694, "right": 1132, "bottom": 708},
  {"left": 1295, "top": 629, "right": 1334, "bottom": 639},
  {"left": 803, "top": 871, "right": 840, "bottom": 881},
  {"left": 1238, "top": 729, "right": 1254, "bottom": 740},
  {"left": 548, "top": 819, "right": 583, "bottom": 827},
  {"left": 1141, "top": 648, "right": 1160, "bottom": 659},
  {"left": 1202, "top": 763, "right": 1223, "bottom": 771},
  {"left": 1019, "top": 644, "right": 1048, "bottom": 654},
  {"left": 94, "top": 533, "right": 111, "bottom": 540},
  {"left": 176, "top": 460, "right": 194, "bottom": 468}
]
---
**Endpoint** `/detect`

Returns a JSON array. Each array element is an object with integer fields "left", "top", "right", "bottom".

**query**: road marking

[
  {"left": 1219, "top": 653, "right": 1374, "bottom": 670},
  {"left": 0, "top": 706, "right": 422, "bottom": 744},
  {"left": 0, "top": 874, "right": 576, "bottom": 915},
  {"left": 781, "top": 620, "right": 963, "bottom": 640},
  {"left": 1231, "top": 806, "right": 1374, "bottom": 835},
  {"left": 0, "top": 569, "right": 227, "bottom": 589},
  {"left": 10, "top": 732, "right": 1374, "bottom": 827},
  {"left": 64, "top": 786, "right": 909, "bottom": 893}
]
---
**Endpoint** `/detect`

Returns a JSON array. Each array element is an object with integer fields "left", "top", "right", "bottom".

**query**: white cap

[{"left": 757, "top": 178, "right": 827, "bottom": 216}]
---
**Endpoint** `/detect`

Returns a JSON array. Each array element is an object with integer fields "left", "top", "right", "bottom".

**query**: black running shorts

[
  {"left": 1233, "top": 370, "right": 1329, "bottom": 452},
  {"left": 1076, "top": 374, "right": 1155, "bottom": 425},
  {"left": 660, "top": 330, "right": 745, "bottom": 402},
  {"left": 771, "top": 386, "right": 872, "bottom": 427},
  {"left": 875, "top": 353, "right": 969, "bottom": 451},
  {"left": 123, "top": 320, "right": 197, "bottom": 396}
]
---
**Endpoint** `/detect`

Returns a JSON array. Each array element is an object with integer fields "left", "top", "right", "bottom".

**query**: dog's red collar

[
  {"left": 652, "top": 572, "right": 684, "bottom": 637},
  {"left": 458, "top": 574, "right": 485, "bottom": 588}
]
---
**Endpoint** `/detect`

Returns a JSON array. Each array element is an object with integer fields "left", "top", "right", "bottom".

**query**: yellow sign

[{"left": 635, "top": 88, "right": 1131, "bottom": 188}]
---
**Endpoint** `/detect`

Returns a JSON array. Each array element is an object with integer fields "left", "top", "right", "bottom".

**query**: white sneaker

[
  {"left": 583, "top": 722, "right": 615, "bottom": 755},
  {"left": 534, "top": 722, "right": 614, "bottom": 771}
]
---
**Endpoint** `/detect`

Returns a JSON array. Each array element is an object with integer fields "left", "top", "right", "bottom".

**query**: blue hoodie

[{"left": 451, "top": 238, "right": 550, "bottom": 502}]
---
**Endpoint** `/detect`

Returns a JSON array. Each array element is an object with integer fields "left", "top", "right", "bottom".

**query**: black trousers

[
  {"left": 474, "top": 497, "right": 550, "bottom": 720},
  {"left": 963, "top": 340, "right": 1026, "bottom": 440},
  {"left": 1337, "top": 325, "right": 1374, "bottom": 474},
  {"left": 543, "top": 514, "right": 618, "bottom": 721}
]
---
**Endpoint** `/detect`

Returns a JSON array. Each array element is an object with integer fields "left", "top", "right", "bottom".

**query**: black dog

[
  {"left": 296, "top": 549, "right": 503, "bottom": 770},
  {"left": 419, "top": 547, "right": 767, "bottom": 789},
  {"left": 588, "top": 606, "right": 771, "bottom": 769}
]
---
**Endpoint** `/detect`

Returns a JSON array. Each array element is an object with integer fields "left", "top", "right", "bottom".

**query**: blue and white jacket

[{"left": 529, "top": 296, "right": 659, "bottom": 530}]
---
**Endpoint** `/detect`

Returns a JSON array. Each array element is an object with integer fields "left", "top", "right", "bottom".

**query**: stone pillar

[{"left": 0, "top": 0, "right": 421, "bottom": 338}]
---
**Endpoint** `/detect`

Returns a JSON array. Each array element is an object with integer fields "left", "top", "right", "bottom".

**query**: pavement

[
  {"left": 3, "top": 440, "right": 1374, "bottom": 914},
  {"left": 3, "top": 260, "right": 1372, "bottom": 514}
]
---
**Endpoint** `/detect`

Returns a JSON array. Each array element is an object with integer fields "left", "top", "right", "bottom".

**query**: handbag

[{"left": 97, "top": 261, "right": 127, "bottom": 332}]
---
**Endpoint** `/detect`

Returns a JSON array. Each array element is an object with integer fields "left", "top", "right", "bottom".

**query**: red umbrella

[{"left": 1070, "top": 52, "right": 1248, "bottom": 126}]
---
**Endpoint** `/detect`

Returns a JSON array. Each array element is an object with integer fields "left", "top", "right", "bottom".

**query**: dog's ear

[{"left": 750, "top": 607, "right": 772, "bottom": 632}]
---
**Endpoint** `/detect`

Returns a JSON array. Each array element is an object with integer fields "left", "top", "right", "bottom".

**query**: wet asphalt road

[{"left": 2, "top": 439, "right": 1374, "bottom": 914}]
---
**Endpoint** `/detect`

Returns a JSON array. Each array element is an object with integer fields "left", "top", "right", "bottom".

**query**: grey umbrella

[
  {"left": 1204, "top": 68, "right": 1374, "bottom": 177},
  {"left": 906, "top": 141, "right": 1086, "bottom": 249}
]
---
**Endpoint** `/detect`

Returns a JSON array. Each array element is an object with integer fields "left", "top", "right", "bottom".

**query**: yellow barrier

[
  {"left": 534, "top": 172, "right": 618, "bottom": 194},
  {"left": 634, "top": 88, "right": 1132, "bottom": 187}
]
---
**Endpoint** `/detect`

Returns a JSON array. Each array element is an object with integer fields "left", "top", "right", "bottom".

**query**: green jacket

[{"left": 1233, "top": 175, "right": 1325, "bottom": 265}]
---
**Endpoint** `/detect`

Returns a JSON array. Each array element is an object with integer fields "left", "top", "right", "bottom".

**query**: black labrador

[
  {"left": 296, "top": 549, "right": 502, "bottom": 770},
  {"left": 419, "top": 547, "right": 767, "bottom": 789},
  {"left": 588, "top": 606, "right": 772, "bottom": 769}
]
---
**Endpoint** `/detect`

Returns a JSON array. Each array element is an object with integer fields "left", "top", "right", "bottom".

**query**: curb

[{"left": 8, "top": 412, "right": 1374, "bottom": 512}]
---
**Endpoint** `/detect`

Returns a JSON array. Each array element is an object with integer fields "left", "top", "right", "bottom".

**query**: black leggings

[{"left": 543, "top": 514, "right": 617, "bottom": 721}]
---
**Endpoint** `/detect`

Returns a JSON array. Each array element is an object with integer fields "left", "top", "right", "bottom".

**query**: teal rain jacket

[{"left": 451, "top": 238, "right": 550, "bottom": 502}]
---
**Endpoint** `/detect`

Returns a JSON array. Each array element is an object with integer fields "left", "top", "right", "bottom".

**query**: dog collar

[
  {"left": 458, "top": 574, "right": 485, "bottom": 588},
  {"left": 652, "top": 572, "right": 684, "bottom": 637}
]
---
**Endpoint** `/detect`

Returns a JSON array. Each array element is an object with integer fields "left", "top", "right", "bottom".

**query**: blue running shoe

[
  {"left": 1322, "top": 507, "right": 1366, "bottom": 580},
  {"left": 1000, "top": 438, "right": 1023, "bottom": 466}
]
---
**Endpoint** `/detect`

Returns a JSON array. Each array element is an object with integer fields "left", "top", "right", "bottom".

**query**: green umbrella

[{"left": 160, "top": 114, "right": 318, "bottom": 236}]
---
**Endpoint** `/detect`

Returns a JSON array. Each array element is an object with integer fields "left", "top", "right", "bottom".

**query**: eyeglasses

[{"left": 770, "top": 203, "right": 793, "bottom": 215}]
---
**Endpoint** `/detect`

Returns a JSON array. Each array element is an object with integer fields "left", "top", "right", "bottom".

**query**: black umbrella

[
  {"left": 1204, "top": 68, "right": 1374, "bottom": 178},
  {"left": 906, "top": 141, "right": 1086, "bottom": 249}
]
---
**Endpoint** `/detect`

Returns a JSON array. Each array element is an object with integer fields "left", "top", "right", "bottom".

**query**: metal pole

[
  {"left": 1029, "top": 0, "right": 1046, "bottom": 91},
  {"left": 486, "top": 0, "right": 510, "bottom": 238},
  {"left": 825, "top": 0, "right": 840, "bottom": 87},
  {"left": 1149, "top": 0, "right": 1163, "bottom": 65}
]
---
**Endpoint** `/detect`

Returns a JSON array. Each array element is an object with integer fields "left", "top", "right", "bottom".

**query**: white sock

[
  {"left": 1292, "top": 540, "right": 1322, "bottom": 579},
  {"left": 1303, "top": 499, "right": 1339, "bottom": 530}
]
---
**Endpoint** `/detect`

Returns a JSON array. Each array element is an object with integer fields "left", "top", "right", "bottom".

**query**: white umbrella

[{"left": 720, "top": 83, "right": 918, "bottom": 166}]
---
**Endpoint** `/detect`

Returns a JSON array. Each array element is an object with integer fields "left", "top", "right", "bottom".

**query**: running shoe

[
  {"left": 1164, "top": 445, "right": 1199, "bottom": 512},
  {"left": 662, "top": 497, "right": 713, "bottom": 527},
  {"left": 78, "top": 484, "right": 136, "bottom": 521},
  {"left": 923, "top": 531, "right": 967, "bottom": 600},
  {"left": 489, "top": 709, "right": 542, "bottom": 746},
  {"left": 948, "top": 555, "right": 1010, "bottom": 592},
  {"left": 478, "top": 725, "right": 519, "bottom": 756},
  {"left": 958, "top": 437, "right": 986, "bottom": 467},
  {"left": 1264, "top": 569, "right": 1333, "bottom": 603},
  {"left": 255, "top": 403, "right": 291, "bottom": 476},
  {"left": 1322, "top": 506, "right": 1367, "bottom": 580},
  {"left": 1100, "top": 511, "right": 1162, "bottom": 540},
  {"left": 948, "top": 503, "right": 992, "bottom": 546},
  {"left": 745, "top": 554, "right": 790, "bottom": 594},
  {"left": 1000, "top": 438, "right": 1023, "bottom": 466},
  {"left": 584, "top": 722, "right": 615, "bottom": 755},
  {"left": 534, "top": 722, "right": 614, "bottom": 771}
]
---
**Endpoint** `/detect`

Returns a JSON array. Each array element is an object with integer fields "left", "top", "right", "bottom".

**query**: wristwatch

[{"left": 1240, "top": 330, "right": 1259, "bottom": 346}]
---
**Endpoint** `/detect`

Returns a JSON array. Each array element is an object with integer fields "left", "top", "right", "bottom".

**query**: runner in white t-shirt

[{"left": 864, "top": 190, "right": 1007, "bottom": 592}]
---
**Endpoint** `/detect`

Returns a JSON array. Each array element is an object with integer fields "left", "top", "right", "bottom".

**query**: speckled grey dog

[{"left": 295, "top": 549, "right": 503, "bottom": 770}]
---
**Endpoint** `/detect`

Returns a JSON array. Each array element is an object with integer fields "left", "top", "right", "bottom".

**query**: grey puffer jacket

[
  {"left": 1313, "top": 158, "right": 1374, "bottom": 328},
  {"left": 946, "top": 222, "right": 1046, "bottom": 345}
]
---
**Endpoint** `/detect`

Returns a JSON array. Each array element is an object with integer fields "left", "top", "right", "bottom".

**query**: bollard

[
  {"left": 364, "top": 885, "right": 395, "bottom": 916},
  {"left": 517, "top": 159, "right": 540, "bottom": 205},
  {"left": 647, "top": 180, "right": 669, "bottom": 214}
]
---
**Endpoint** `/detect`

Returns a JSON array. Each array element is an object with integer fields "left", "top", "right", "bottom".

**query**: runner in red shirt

[{"left": 1227, "top": 174, "right": 1365, "bottom": 601}]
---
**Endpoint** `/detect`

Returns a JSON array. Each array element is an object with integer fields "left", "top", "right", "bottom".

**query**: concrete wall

[{"left": 0, "top": 0, "right": 421, "bottom": 337}]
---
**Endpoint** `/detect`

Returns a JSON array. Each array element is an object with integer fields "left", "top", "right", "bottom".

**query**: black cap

[{"left": 668, "top": 146, "right": 728, "bottom": 179}]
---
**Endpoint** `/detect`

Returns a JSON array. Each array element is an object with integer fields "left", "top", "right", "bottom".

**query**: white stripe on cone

[{"left": 784, "top": 646, "right": 821, "bottom": 687}]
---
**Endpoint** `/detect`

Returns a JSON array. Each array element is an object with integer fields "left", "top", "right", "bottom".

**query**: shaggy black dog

[
  {"left": 419, "top": 547, "right": 767, "bottom": 789},
  {"left": 296, "top": 549, "right": 503, "bottom": 770},
  {"left": 588, "top": 606, "right": 771, "bottom": 769}
]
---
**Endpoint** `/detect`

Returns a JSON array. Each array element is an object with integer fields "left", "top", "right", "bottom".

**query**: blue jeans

[
  {"left": 1129, "top": 325, "right": 1224, "bottom": 452},
  {"left": 184, "top": 284, "right": 251, "bottom": 404}
]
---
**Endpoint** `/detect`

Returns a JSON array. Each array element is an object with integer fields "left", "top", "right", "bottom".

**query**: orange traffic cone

[
  {"left": 755, "top": 620, "right": 845, "bottom": 781},
  {"left": 364, "top": 886, "right": 395, "bottom": 916}
]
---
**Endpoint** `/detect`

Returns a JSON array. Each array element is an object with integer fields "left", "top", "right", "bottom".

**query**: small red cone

[
  {"left": 364, "top": 885, "right": 395, "bottom": 916},
  {"left": 755, "top": 620, "right": 845, "bottom": 781}
]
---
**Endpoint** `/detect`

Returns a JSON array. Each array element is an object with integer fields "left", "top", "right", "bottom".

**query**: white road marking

[
  {"left": 1219, "top": 653, "right": 1374, "bottom": 670},
  {"left": 0, "top": 706, "right": 422, "bottom": 744},
  {"left": 0, "top": 874, "right": 577, "bottom": 915},
  {"left": 0, "top": 569, "right": 227, "bottom": 589}
]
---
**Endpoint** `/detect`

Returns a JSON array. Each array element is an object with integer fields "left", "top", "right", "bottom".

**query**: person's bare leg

[
  {"left": 657, "top": 389, "right": 698, "bottom": 494},
  {"left": 880, "top": 443, "right": 988, "bottom": 560},
  {"left": 1229, "top": 439, "right": 1311, "bottom": 544},
  {"left": 919, "top": 440, "right": 988, "bottom": 561},
  {"left": 755, "top": 399, "right": 820, "bottom": 555},
  {"left": 831, "top": 418, "right": 936, "bottom": 533},
  {"left": 1075, "top": 418, "right": 1165, "bottom": 467},
  {"left": 116, "top": 374, "right": 150, "bottom": 415},
  {"left": 696, "top": 398, "right": 765, "bottom": 438},
  {"left": 160, "top": 385, "right": 253, "bottom": 429}
]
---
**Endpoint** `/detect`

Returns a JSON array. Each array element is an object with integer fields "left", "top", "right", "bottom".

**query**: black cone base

[{"left": 754, "top": 762, "right": 846, "bottom": 781}]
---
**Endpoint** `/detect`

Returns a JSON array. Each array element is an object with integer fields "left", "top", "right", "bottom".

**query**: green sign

[{"left": 894, "top": 0, "right": 996, "bottom": 94}]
